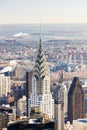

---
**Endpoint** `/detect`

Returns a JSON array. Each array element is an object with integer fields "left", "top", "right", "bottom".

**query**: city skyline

[{"left": 0, "top": 0, "right": 87, "bottom": 24}]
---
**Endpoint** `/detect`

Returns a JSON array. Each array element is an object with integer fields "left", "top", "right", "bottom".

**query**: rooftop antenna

[
  {"left": 39, "top": 22, "right": 42, "bottom": 49},
  {"left": 40, "top": 22, "right": 42, "bottom": 41}
]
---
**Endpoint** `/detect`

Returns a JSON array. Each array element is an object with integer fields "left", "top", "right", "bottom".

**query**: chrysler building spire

[
  {"left": 33, "top": 38, "right": 49, "bottom": 79},
  {"left": 30, "top": 36, "right": 54, "bottom": 118}
]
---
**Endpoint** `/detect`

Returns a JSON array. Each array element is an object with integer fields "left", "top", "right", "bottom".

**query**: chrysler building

[{"left": 30, "top": 38, "right": 54, "bottom": 118}]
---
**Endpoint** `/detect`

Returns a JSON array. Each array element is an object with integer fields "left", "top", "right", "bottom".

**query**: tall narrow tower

[
  {"left": 68, "top": 77, "right": 84, "bottom": 123},
  {"left": 30, "top": 38, "right": 54, "bottom": 118},
  {"left": 33, "top": 38, "right": 50, "bottom": 94}
]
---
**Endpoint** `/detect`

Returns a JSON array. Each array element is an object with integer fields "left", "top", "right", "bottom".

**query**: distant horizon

[
  {"left": 1, "top": 22, "right": 87, "bottom": 25},
  {"left": 0, "top": 0, "right": 87, "bottom": 25}
]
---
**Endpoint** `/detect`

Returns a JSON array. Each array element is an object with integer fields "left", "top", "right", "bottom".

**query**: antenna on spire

[
  {"left": 40, "top": 21, "right": 42, "bottom": 40},
  {"left": 39, "top": 21, "right": 42, "bottom": 46}
]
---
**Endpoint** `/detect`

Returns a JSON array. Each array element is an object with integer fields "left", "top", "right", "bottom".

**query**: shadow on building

[{"left": 68, "top": 77, "right": 84, "bottom": 123}]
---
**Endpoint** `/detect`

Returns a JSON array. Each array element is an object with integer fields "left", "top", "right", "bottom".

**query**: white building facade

[
  {"left": 17, "top": 96, "right": 26, "bottom": 115},
  {"left": 0, "top": 75, "right": 10, "bottom": 97}
]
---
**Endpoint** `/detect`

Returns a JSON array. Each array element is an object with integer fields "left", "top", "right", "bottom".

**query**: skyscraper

[
  {"left": 55, "top": 100, "right": 64, "bottom": 130},
  {"left": 30, "top": 38, "right": 54, "bottom": 118},
  {"left": 58, "top": 70, "right": 68, "bottom": 118},
  {"left": 68, "top": 77, "right": 84, "bottom": 123},
  {"left": 0, "top": 75, "right": 10, "bottom": 97}
]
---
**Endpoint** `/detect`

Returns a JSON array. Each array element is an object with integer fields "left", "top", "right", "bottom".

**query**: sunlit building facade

[
  {"left": 17, "top": 96, "right": 26, "bottom": 115},
  {"left": 0, "top": 75, "right": 10, "bottom": 97}
]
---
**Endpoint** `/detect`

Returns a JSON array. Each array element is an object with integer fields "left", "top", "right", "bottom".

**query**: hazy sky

[{"left": 0, "top": 0, "right": 87, "bottom": 24}]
